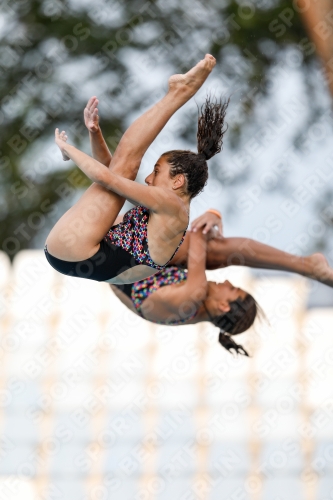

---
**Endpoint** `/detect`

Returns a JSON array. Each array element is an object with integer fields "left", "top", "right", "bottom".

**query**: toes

[{"left": 204, "top": 54, "right": 216, "bottom": 68}]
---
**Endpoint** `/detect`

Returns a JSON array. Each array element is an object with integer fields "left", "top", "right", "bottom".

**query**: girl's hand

[
  {"left": 55, "top": 128, "right": 70, "bottom": 161},
  {"left": 190, "top": 210, "right": 223, "bottom": 236},
  {"left": 84, "top": 96, "right": 100, "bottom": 133}
]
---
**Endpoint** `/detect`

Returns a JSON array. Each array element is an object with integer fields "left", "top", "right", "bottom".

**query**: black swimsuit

[
  {"left": 44, "top": 205, "right": 186, "bottom": 282},
  {"left": 44, "top": 238, "right": 138, "bottom": 281}
]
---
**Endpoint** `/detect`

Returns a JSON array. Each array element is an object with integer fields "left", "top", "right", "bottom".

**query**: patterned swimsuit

[
  {"left": 44, "top": 205, "right": 187, "bottom": 282},
  {"left": 104, "top": 205, "right": 185, "bottom": 270},
  {"left": 114, "top": 266, "right": 199, "bottom": 326}
]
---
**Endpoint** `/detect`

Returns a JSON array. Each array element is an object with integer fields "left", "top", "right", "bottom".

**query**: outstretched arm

[
  {"left": 55, "top": 129, "right": 182, "bottom": 213},
  {"left": 84, "top": 96, "right": 112, "bottom": 167}
]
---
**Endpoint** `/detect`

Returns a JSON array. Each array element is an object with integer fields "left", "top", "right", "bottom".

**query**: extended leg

[
  {"left": 45, "top": 55, "right": 216, "bottom": 261},
  {"left": 169, "top": 235, "right": 333, "bottom": 288},
  {"left": 207, "top": 237, "right": 333, "bottom": 287}
]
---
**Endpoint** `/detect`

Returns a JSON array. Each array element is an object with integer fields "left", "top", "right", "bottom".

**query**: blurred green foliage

[{"left": 0, "top": 0, "right": 319, "bottom": 259}]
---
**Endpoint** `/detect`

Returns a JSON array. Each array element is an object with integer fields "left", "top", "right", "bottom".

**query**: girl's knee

[{"left": 110, "top": 157, "right": 141, "bottom": 180}]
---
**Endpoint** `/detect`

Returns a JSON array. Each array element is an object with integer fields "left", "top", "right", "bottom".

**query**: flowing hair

[
  {"left": 206, "top": 294, "right": 262, "bottom": 357},
  {"left": 197, "top": 94, "right": 229, "bottom": 160},
  {"left": 161, "top": 94, "right": 230, "bottom": 199}
]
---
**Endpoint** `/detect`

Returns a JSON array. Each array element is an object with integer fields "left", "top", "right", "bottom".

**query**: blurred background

[
  {"left": 1, "top": 0, "right": 333, "bottom": 499},
  {"left": 2, "top": 0, "right": 333, "bottom": 302}
]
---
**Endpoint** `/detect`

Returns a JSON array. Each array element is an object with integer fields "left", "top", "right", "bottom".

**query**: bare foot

[
  {"left": 55, "top": 128, "right": 70, "bottom": 161},
  {"left": 308, "top": 253, "right": 333, "bottom": 287},
  {"left": 168, "top": 54, "right": 216, "bottom": 97},
  {"left": 84, "top": 96, "right": 100, "bottom": 133}
]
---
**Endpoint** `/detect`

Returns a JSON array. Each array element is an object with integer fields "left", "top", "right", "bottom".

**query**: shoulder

[{"left": 151, "top": 188, "right": 189, "bottom": 221}]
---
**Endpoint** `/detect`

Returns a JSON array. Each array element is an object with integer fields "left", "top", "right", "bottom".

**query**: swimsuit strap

[{"left": 140, "top": 206, "right": 188, "bottom": 270}]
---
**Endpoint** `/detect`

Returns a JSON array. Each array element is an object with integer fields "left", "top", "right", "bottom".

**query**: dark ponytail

[
  {"left": 218, "top": 331, "right": 250, "bottom": 357},
  {"left": 161, "top": 94, "right": 229, "bottom": 199},
  {"left": 197, "top": 95, "right": 229, "bottom": 160},
  {"left": 206, "top": 293, "right": 260, "bottom": 357}
]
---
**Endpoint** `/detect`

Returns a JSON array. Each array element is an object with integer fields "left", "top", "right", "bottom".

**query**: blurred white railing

[{"left": 0, "top": 250, "right": 332, "bottom": 500}]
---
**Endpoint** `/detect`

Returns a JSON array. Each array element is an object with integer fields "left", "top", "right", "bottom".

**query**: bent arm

[
  {"left": 166, "top": 231, "right": 208, "bottom": 312},
  {"left": 84, "top": 97, "right": 112, "bottom": 166},
  {"left": 60, "top": 142, "right": 179, "bottom": 212},
  {"left": 89, "top": 127, "right": 112, "bottom": 166},
  {"left": 185, "top": 230, "right": 208, "bottom": 298}
]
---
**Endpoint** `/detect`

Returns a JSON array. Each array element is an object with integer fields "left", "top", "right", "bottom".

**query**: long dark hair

[
  {"left": 205, "top": 294, "right": 259, "bottom": 357},
  {"left": 162, "top": 94, "right": 229, "bottom": 199}
]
